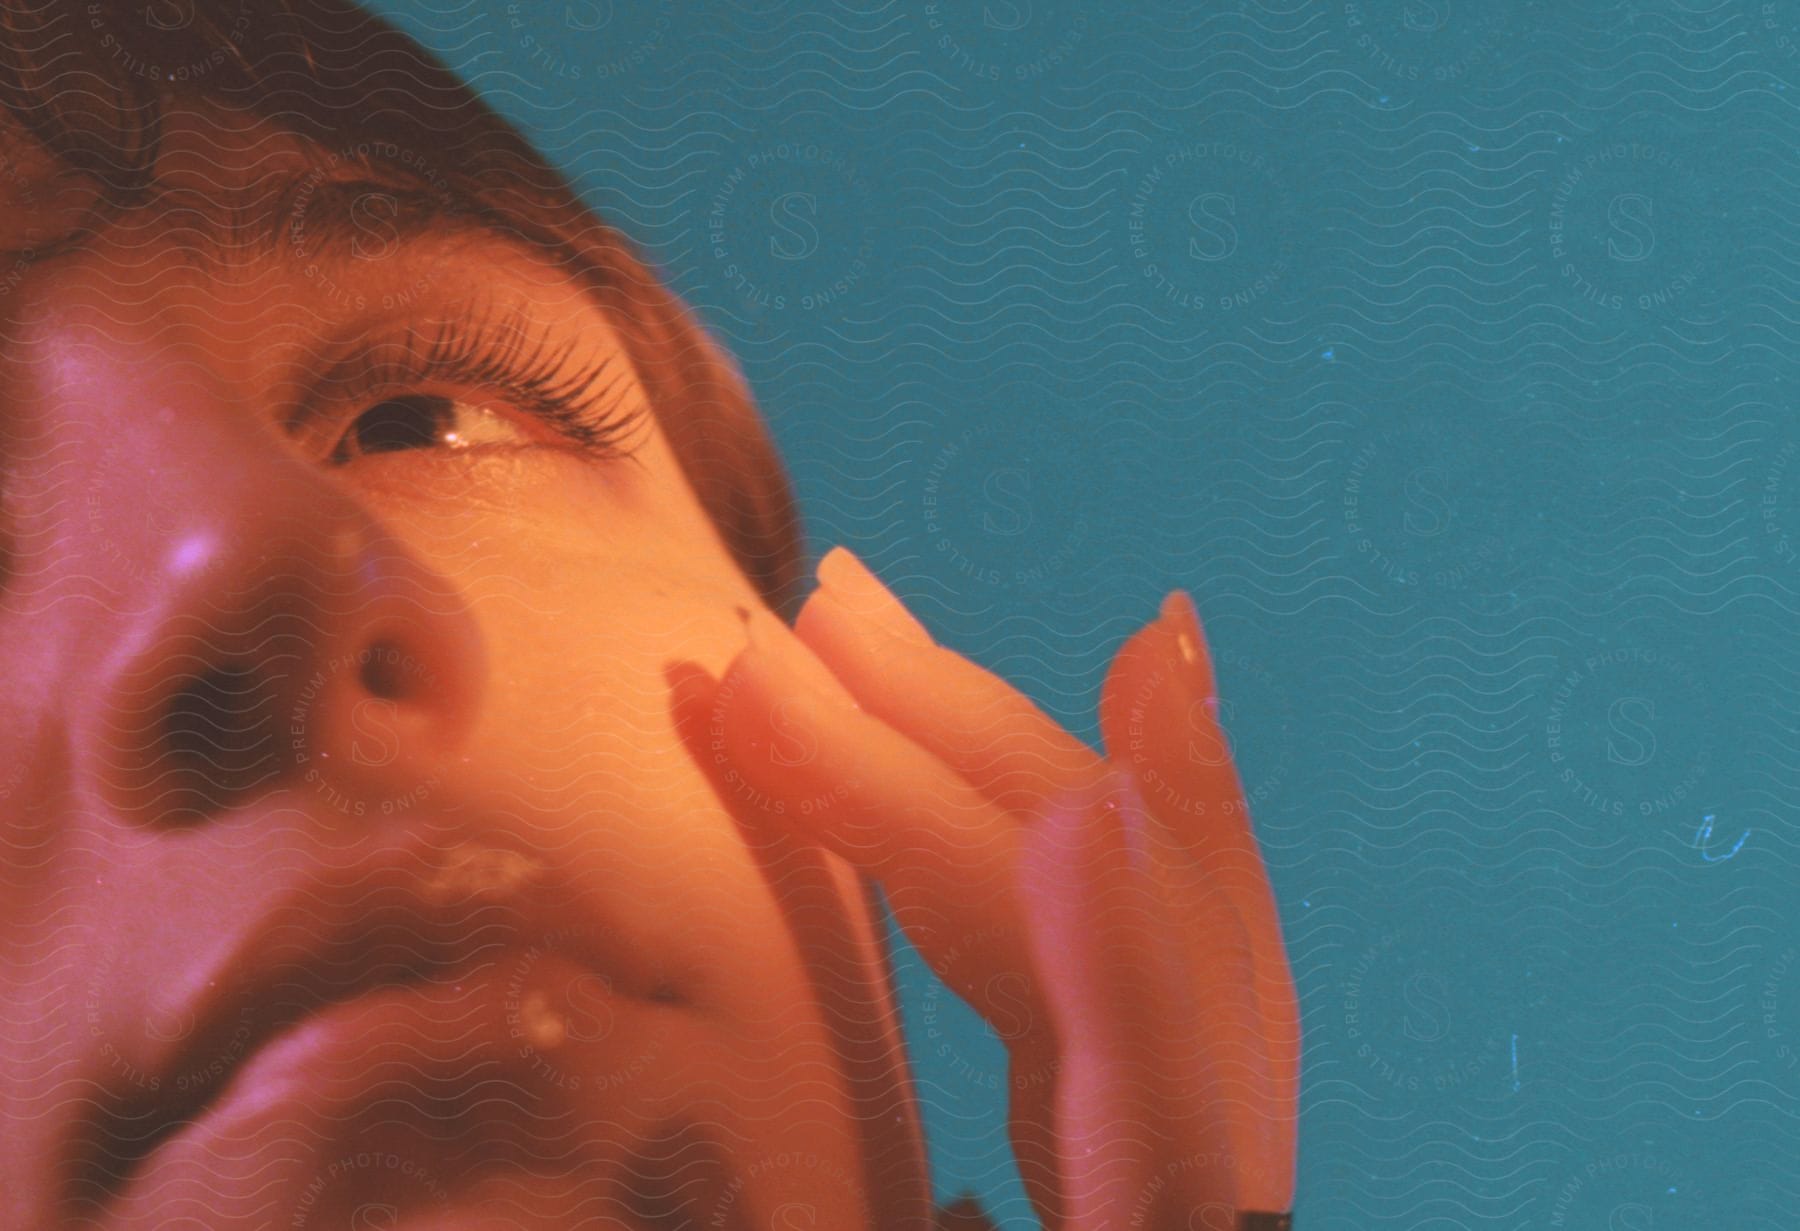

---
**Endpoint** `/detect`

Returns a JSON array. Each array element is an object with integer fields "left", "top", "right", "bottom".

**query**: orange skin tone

[{"left": 0, "top": 102, "right": 1295, "bottom": 1229}]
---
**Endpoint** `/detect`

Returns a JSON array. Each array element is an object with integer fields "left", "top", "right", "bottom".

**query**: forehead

[
  {"left": 2, "top": 103, "right": 626, "bottom": 361},
  {"left": 2, "top": 101, "right": 599, "bottom": 300},
  {"left": 0, "top": 103, "right": 298, "bottom": 252}
]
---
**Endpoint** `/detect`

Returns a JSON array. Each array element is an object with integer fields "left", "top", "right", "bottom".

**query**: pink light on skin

[{"left": 169, "top": 532, "right": 216, "bottom": 577}]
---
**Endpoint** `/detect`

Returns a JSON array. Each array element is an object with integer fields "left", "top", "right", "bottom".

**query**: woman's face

[{"left": 0, "top": 103, "right": 890, "bottom": 1228}]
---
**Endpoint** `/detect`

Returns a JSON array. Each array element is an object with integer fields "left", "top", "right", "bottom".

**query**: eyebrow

[{"left": 146, "top": 170, "right": 608, "bottom": 290}]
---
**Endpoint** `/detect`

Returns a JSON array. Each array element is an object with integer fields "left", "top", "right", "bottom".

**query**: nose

[{"left": 71, "top": 379, "right": 484, "bottom": 827}]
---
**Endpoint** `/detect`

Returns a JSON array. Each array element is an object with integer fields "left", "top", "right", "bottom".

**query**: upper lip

[{"left": 65, "top": 821, "right": 652, "bottom": 1212}]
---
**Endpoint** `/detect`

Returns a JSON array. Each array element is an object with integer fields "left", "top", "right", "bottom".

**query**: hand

[{"left": 672, "top": 547, "right": 1299, "bottom": 1230}]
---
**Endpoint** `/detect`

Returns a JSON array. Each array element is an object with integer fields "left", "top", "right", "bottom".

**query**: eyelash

[{"left": 318, "top": 303, "right": 649, "bottom": 465}]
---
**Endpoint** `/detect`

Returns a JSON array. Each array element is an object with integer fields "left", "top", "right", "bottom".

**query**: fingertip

[
  {"left": 816, "top": 543, "right": 853, "bottom": 581},
  {"left": 796, "top": 580, "right": 938, "bottom": 692},
  {"left": 816, "top": 545, "right": 934, "bottom": 646},
  {"left": 745, "top": 605, "right": 862, "bottom": 711},
  {"left": 1098, "top": 602, "right": 1177, "bottom": 762},
  {"left": 1159, "top": 588, "right": 1210, "bottom": 668},
  {"left": 1159, "top": 587, "right": 1197, "bottom": 631},
  {"left": 1158, "top": 588, "right": 1221, "bottom": 705}
]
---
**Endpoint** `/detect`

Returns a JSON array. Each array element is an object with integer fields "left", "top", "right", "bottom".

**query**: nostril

[
  {"left": 358, "top": 638, "right": 416, "bottom": 701},
  {"left": 164, "top": 666, "right": 252, "bottom": 760},
  {"left": 155, "top": 664, "right": 279, "bottom": 821}
]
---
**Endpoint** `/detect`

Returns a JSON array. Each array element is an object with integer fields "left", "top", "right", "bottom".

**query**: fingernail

[
  {"left": 1159, "top": 589, "right": 1218, "bottom": 697},
  {"left": 816, "top": 547, "right": 933, "bottom": 646},
  {"left": 744, "top": 606, "right": 861, "bottom": 711}
]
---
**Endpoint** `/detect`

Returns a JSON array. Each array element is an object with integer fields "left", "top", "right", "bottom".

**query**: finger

[
  {"left": 1149, "top": 595, "right": 1298, "bottom": 1210},
  {"left": 700, "top": 606, "right": 1049, "bottom": 1033},
  {"left": 1015, "top": 765, "right": 1245, "bottom": 1227},
  {"left": 1154, "top": 855, "right": 1284, "bottom": 1220},
  {"left": 1099, "top": 591, "right": 1299, "bottom": 1211},
  {"left": 794, "top": 546, "right": 1107, "bottom": 818}
]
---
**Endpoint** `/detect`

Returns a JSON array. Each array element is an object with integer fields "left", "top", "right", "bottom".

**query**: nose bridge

[{"left": 58, "top": 314, "right": 486, "bottom": 827}]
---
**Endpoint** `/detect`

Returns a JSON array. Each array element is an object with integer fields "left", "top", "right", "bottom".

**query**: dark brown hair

[{"left": 0, "top": 0, "right": 807, "bottom": 615}]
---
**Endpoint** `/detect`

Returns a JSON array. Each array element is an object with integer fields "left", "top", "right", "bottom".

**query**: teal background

[{"left": 371, "top": 2, "right": 1800, "bottom": 1225}]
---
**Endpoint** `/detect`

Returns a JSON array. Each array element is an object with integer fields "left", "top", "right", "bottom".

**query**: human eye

[
  {"left": 301, "top": 301, "right": 649, "bottom": 468},
  {"left": 327, "top": 392, "right": 534, "bottom": 463}
]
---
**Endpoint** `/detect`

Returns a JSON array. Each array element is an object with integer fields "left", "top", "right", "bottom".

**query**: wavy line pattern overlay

[{"left": 34, "top": 0, "right": 1800, "bottom": 1226}]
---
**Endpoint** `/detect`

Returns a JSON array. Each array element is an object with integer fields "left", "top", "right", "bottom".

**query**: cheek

[
  {"left": 468, "top": 584, "right": 735, "bottom": 812},
  {"left": 457, "top": 591, "right": 800, "bottom": 1010},
  {"left": 355, "top": 442, "right": 772, "bottom": 911},
  {"left": 455, "top": 521, "right": 754, "bottom": 898},
  {"left": 357, "top": 439, "right": 739, "bottom": 600}
]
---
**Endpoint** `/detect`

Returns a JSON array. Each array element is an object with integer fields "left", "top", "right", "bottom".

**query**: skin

[{"left": 0, "top": 99, "right": 1295, "bottom": 1231}]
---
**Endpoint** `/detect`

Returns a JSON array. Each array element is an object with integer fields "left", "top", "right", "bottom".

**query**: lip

[
  {"left": 64, "top": 822, "right": 680, "bottom": 1219},
  {"left": 101, "top": 951, "right": 682, "bottom": 1228}
]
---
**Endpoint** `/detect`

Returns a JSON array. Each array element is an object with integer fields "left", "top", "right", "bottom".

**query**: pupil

[{"left": 352, "top": 396, "right": 450, "bottom": 455}]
